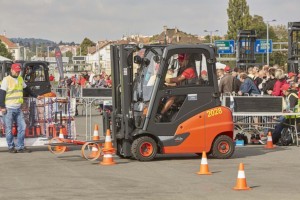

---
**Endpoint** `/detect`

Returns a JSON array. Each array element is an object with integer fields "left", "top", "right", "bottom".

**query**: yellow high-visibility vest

[{"left": 5, "top": 76, "right": 24, "bottom": 105}]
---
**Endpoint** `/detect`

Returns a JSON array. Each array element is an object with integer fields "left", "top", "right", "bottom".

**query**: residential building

[
  {"left": 85, "top": 40, "right": 112, "bottom": 74},
  {"left": 150, "top": 26, "right": 202, "bottom": 44},
  {"left": 0, "top": 35, "right": 23, "bottom": 60}
]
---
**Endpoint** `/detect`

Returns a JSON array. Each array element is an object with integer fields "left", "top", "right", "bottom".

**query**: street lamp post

[
  {"left": 266, "top": 19, "right": 276, "bottom": 66},
  {"left": 36, "top": 47, "right": 42, "bottom": 57},
  {"left": 204, "top": 29, "right": 219, "bottom": 44},
  {"left": 47, "top": 46, "right": 50, "bottom": 60},
  {"left": 23, "top": 47, "right": 28, "bottom": 61}
]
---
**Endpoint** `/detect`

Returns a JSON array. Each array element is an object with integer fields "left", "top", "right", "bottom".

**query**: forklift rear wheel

[
  {"left": 211, "top": 135, "right": 234, "bottom": 159},
  {"left": 131, "top": 136, "right": 157, "bottom": 161}
]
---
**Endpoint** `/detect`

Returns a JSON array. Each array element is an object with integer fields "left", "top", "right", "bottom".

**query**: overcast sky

[{"left": 0, "top": 0, "right": 299, "bottom": 43}]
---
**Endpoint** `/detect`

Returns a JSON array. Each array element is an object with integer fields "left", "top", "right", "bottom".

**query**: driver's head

[{"left": 178, "top": 53, "right": 189, "bottom": 67}]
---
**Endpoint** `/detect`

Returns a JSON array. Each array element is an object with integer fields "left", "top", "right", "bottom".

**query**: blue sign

[
  {"left": 255, "top": 39, "right": 272, "bottom": 54},
  {"left": 215, "top": 40, "right": 235, "bottom": 54}
]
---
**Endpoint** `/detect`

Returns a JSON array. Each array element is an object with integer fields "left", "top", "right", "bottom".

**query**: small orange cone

[
  {"left": 265, "top": 132, "right": 275, "bottom": 149},
  {"left": 100, "top": 151, "right": 116, "bottom": 166},
  {"left": 92, "top": 124, "right": 100, "bottom": 141},
  {"left": 196, "top": 151, "right": 212, "bottom": 175},
  {"left": 56, "top": 128, "right": 67, "bottom": 152},
  {"left": 100, "top": 129, "right": 116, "bottom": 165},
  {"left": 233, "top": 163, "right": 251, "bottom": 190},
  {"left": 103, "top": 129, "right": 113, "bottom": 151},
  {"left": 58, "top": 128, "right": 64, "bottom": 139},
  {"left": 88, "top": 144, "right": 101, "bottom": 159}
]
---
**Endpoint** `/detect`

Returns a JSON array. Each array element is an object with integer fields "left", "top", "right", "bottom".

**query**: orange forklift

[{"left": 107, "top": 44, "right": 235, "bottom": 161}]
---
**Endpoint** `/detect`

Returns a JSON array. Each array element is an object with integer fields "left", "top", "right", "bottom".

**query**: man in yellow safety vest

[{"left": 0, "top": 63, "right": 43, "bottom": 153}]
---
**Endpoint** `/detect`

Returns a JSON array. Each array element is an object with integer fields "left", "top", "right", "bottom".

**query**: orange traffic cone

[
  {"left": 58, "top": 128, "right": 64, "bottom": 139},
  {"left": 103, "top": 129, "right": 114, "bottom": 151},
  {"left": 265, "top": 132, "right": 275, "bottom": 149},
  {"left": 100, "top": 151, "right": 116, "bottom": 166},
  {"left": 100, "top": 129, "right": 116, "bottom": 165},
  {"left": 56, "top": 128, "right": 67, "bottom": 152},
  {"left": 196, "top": 151, "right": 212, "bottom": 175},
  {"left": 88, "top": 144, "right": 101, "bottom": 159},
  {"left": 92, "top": 124, "right": 100, "bottom": 141},
  {"left": 233, "top": 163, "right": 251, "bottom": 190}
]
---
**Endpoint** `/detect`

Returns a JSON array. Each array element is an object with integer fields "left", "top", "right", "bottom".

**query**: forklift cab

[
  {"left": 18, "top": 61, "right": 52, "bottom": 96},
  {"left": 110, "top": 44, "right": 234, "bottom": 161},
  {"left": 0, "top": 61, "right": 52, "bottom": 96},
  {"left": 0, "top": 60, "right": 13, "bottom": 82}
]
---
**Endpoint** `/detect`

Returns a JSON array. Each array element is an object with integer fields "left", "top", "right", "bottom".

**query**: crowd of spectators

[
  {"left": 57, "top": 71, "right": 112, "bottom": 97},
  {"left": 219, "top": 64, "right": 300, "bottom": 146},
  {"left": 217, "top": 64, "right": 300, "bottom": 99}
]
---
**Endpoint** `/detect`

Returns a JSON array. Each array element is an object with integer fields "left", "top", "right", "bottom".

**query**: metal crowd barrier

[
  {"left": 220, "top": 94, "right": 299, "bottom": 146},
  {"left": 52, "top": 86, "right": 81, "bottom": 98},
  {"left": 233, "top": 112, "right": 300, "bottom": 146},
  {"left": 0, "top": 97, "right": 76, "bottom": 147},
  {"left": 73, "top": 87, "right": 112, "bottom": 141}
]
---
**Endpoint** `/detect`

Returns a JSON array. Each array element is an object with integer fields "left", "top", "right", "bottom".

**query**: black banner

[{"left": 55, "top": 47, "right": 64, "bottom": 80}]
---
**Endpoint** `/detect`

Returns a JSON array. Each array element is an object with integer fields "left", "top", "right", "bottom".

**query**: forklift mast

[
  {"left": 288, "top": 22, "right": 300, "bottom": 73},
  {"left": 110, "top": 44, "right": 136, "bottom": 153},
  {"left": 236, "top": 30, "right": 257, "bottom": 70}
]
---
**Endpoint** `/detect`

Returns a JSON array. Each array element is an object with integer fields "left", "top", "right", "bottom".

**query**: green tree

[
  {"left": 248, "top": 15, "right": 277, "bottom": 40},
  {"left": 0, "top": 40, "right": 13, "bottom": 59},
  {"left": 270, "top": 51, "right": 287, "bottom": 67},
  {"left": 247, "top": 15, "right": 279, "bottom": 65},
  {"left": 271, "top": 25, "right": 288, "bottom": 66},
  {"left": 65, "top": 51, "right": 73, "bottom": 63},
  {"left": 78, "top": 38, "right": 95, "bottom": 56},
  {"left": 203, "top": 35, "right": 211, "bottom": 43},
  {"left": 273, "top": 25, "right": 288, "bottom": 41},
  {"left": 227, "top": 0, "right": 252, "bottom": 40}
]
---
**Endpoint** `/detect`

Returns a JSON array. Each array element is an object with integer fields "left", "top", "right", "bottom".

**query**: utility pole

[
  {"left": 266, "top": 19, "right": 276, "bottom": 66},
  {"left": 204, "top": 30, "right": 219, "bottom": 44}
]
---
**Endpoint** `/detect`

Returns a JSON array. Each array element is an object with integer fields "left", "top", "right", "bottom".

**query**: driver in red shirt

[{"left": 156, "top": 53, "right": 196, "bottom": 122}]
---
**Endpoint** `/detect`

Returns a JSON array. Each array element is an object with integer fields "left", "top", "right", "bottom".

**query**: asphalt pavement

[{"left": 0, "top": 112, "right": 300, "bottom": 200}]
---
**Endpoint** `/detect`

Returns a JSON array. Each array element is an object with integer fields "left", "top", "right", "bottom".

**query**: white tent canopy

[
  {"left": 216, "top": 62, "right": 227, "bottom": 69},
  {"left": 0, "top": 55, "right": 11, "bottom": 61}
]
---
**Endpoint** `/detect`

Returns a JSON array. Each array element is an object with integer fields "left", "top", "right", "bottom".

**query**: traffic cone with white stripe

[
  {"left": 58, "top": 127, "right": 64, "bottom": 139},
  {"left": 103, "top": 129, "right": 114, "bottom": 151},
  {"left": 87, "top": 124, "right": 101, "bottom": 159},
  {"left": 233, "top": 163, "right": 251, "bottom": 190},
  {"left": 92, "top": 124, "right": 100, "bottom": 141},
  {"left": 56, "top": 127, "right": 68, "bottom": 152},
  {"left": 88, "top": 144, "right": 101, "bottom": 159},
  {"left": 196, "top": 151, "right": 212, "bottom": 175},
  {"left": 265, "top": 131, "right": 275, "bottom": 149},
  {"left": 100, "top": 129, "right": 116, "bottom": 165},
  {"left": 100, "top": 151, "right": 116, "bottom": 165}
]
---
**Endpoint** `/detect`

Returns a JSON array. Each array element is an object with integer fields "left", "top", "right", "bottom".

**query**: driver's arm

[{"left": 166, "top": 75, "right": 185, "bottom": 84}]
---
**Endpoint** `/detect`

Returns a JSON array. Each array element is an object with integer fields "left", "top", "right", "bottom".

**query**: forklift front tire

[
  {"left": 131, "top": 136, "right": 157, "bottom": 161},
  {"left": 211, "top": 135, "right": 235, "bottom": 159}
]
